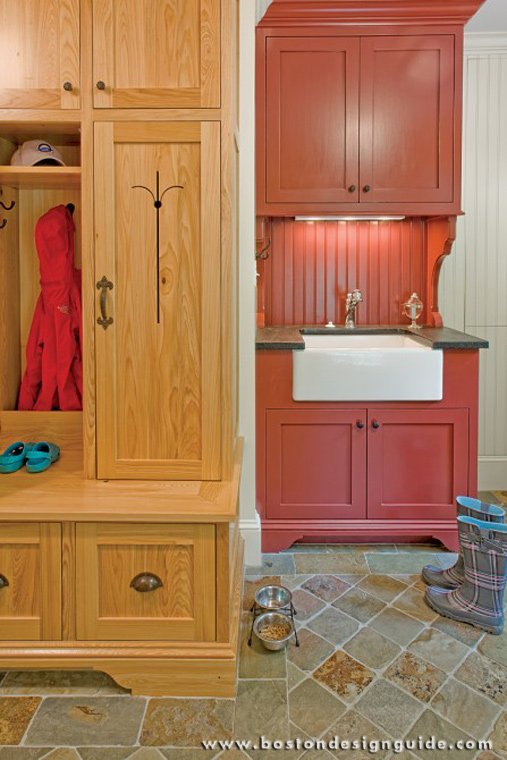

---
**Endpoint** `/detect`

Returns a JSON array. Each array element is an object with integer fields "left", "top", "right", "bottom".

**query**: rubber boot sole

[{"left": 425, "top": 592, "right": 504, "bottom": 635}]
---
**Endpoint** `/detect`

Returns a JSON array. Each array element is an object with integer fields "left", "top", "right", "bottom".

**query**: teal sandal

[
  {"left": 25, "top": 442, "right": 60, "bottom": 474},
  {"left": 0, "top": 442, "right": 35, "bottom": 473}
]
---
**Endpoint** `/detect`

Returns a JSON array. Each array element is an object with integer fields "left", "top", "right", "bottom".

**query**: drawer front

[
  {"left": 0, "top": 523, "right": 61, "bottom": 641},
  {"left": 76, "top": 524, "right": 216, "bottom": 641}
]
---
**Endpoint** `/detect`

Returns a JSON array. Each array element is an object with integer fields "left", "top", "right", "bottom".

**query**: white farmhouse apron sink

[{"left": 293, "top": 333, "right": 443, "bottom": 401}]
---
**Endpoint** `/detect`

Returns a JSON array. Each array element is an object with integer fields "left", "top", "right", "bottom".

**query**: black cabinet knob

[
  {"left": 63, "top": 81, "right": 73, "bottom": 91},
  {"left": 356, "top": 420, "right": 364, "bottom": 429},
  {"left": 348, "top": 185, "right": 357, "bottom": 193},
  {"left": 96, "top": 81, "right": 106, "bottom": 90},
  {"left": 363, "top": 185, "right": 371, "bottom": 193},
  {"left": 372, "top": 420, "right": 380, "bottom": 429}
]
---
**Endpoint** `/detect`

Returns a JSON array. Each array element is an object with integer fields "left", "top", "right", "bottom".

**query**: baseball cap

[{"left": 10, "top": 140, "right": 66, "bottom": 167}]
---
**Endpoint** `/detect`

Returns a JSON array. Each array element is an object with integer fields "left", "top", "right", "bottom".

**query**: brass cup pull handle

[
  {"left": 0, "top": 574, "right": 9, "bottom": 589},
  {"left": 130, "top": 572, "right": 164, "bottom": 593},
  {"left": 97, "top": 276, "right": 114, "bottom": 330}
]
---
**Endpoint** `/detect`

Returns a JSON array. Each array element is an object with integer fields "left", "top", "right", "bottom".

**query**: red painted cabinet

[
  {"left": 367, "top": 409, "right": 469, "bottom": 520},
  {"left": 266, "top": 409, "right": 367, "bottom": 519},
  {"left": 257, "top": 30, "right": 460, "bottom": 215}
]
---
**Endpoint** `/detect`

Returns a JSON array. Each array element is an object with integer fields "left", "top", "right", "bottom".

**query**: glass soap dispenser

[{"left": 402, "top": 293, "right": 423, "bottom": 329}]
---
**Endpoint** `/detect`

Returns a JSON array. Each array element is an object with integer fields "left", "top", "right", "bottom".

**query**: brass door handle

[
  {"left": 97, "top": 276, "right": 113, "bottom": 330},
  {"left": 130, "top": 572, "right": 164, "bottom": 593},
  {"left": 0, "top": 574, "right": 9, "bottom": 589}
]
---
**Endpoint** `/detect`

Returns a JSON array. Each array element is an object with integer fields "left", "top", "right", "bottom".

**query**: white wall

[
  {"left": 238, "top": 0, "right": 261, "bottom": 564},
  {"left": 440, "top": 32, "right": 507, "bottom": 490}
]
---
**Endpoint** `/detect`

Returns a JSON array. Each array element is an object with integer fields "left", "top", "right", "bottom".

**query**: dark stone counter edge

[{"left": 256, "top": 326, "right": 489, "bottom": 351}]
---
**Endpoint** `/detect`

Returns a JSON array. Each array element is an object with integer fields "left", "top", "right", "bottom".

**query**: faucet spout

[{"left": 345, "top": 289, "right": 363, "bottom": 329}]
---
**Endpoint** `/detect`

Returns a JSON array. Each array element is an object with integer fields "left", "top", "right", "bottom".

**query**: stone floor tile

[
  {"left": 488, "top": 713, "right": 507, "bottom": 758},
  {"left": 289, "top": 678, "right": 345, "bottom": 737},
  {"left": 336, "top": 574, "right": 367, "bottom": 586},
  {"left": 301, "top": 575, "right": 350, "bottom": 603},
  {"left": 405, "top": 710, "right": 475, "bottom": 760},
  {"left": 25, "top": 697, "right": 145, "bottom": 747},
  {"left": 213, "top": 750, "right": 252, "bottom": 760},
  {"left": 300, "top": 751, "right": 334, "bottom": 760},
  {"left": 392, "top": 588, "right": 439, "bottom": 623},
  {"left": 367, "top": 553, "right": 445, "bottom": 575},
  {"left": 295, "top": 555, "right": 368, "bottom": 575},
  {"left": 307, "top": 607, "right": 359, "bottom": 646},
  {"left": 409, "top": 577, "right": 428, "bottom": 592},
  {"left": 355, "top": 680, "right": 422, "bottom": 737},
  {"left": 322, "top": 709, "right": 392, "bottom": 760},
  {"left": 291, "top": 589, "right": 326, "bottom": 621},
  {"left": 332, "top": 588, "right": 386, "bottom": 623},
  {"left": 431, "top": 678, "right": 500, "bottom": 739},
  {"left": 238, "top": 614, "right": 287, "bottom": 679},
  {"left": 141, "top": 698, "right": 233, "bottom": 747},
  {"left": 369, "top": 607, "right": 424, "bottom": 647},
  {"left": 287, "top": 662, "right": 306, "bottom": 691},
  {"left": 0, "top": 751, "right": 50, "bottom": 759},
  {"left": 356, "top": 575, "right": 407, "bottom": 603},
  {"left": 394, "top": 544, "right": 444, "bottom": 553},
  {"left": 326, "top": 544, "right": 397, "bottom": 553},
  {"left": 478, "top": 491, "right": 502, "bottom": 505},
  {"left": 42, "top": 751, "right": 81, "bottom": 759},
  {"left": 313, "top": 652, "right": 375, "bottom": 703},
  {"left": 0, "top": 697, "right": 41, "bottom": 745},
  {"left": 245, "top": 555, "right": 296, "bottom": 576},
  {"left": 243, "top": 577, "right": 282, "bottom": 611},
  {"left": 431, "top": 617, "right": 484, "bottom": 646},
  {"left": 160, "top": 752, "right": 223, "bottom": 760},
  {"left": 234, "top": 680, "right": 288, "bottom": 759},
  {"left": 287, "top": 629, "right": 334, "bottom": 672},
  {"left": 288, "top": 722, "right": 312, "bottom": 760},
  {"left": 455, "top": 652, "right": 507, "bottom": 706},
  {"left": 285, "top": 544, "right": 326, "bottom": 553},
  {"left": 476, "top": 753, "right": 503, "bottom": 760},
  {"left": 280, "top": 575, "right": 312, "bottom": 591},
  {"left": 343, "top": 628, "right": 401, "bottom": 670},
  {"left": 384, "top": 652, "right": 446, "bottom": 703},
  {"left": 479, "top": 631, "right": 507, "bottom": 667},
  {"left": 128, "top": 751, "right": 165, "bottom": 759},
  {"left": 78, "top": 751, "right": 135, "bottom": 759},
  {"left": 408, "top": 628, "right": 469, "bottom": 671},
  {"left": 0, "top": 671, "right": 127, "bottom": 696}
]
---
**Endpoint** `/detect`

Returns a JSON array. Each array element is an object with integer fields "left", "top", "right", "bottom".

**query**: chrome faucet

[{"left": 345, "top": 289, "right": 363, "bottom": 329}]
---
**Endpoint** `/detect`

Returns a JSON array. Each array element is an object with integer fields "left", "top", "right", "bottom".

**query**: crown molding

[
  {"left": 464, "top": 32, "right": 507, "bottom": 54},
  {"left": 257, "top": 0, "right": 487, "bottom": 27}
]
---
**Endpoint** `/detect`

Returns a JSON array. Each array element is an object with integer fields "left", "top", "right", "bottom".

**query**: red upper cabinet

[
  {"left": 257, "top": 28, "right": 463, "bottom": 216},
  {"left": 265, "top": 37, "right": 360, "bottom": 204}
]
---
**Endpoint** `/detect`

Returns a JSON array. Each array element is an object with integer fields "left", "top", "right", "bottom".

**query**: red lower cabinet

[
  {"left": 367, "top": 409, "right": 469, "bottom": 520},
  {"left": 266, "top": 409, "right": 367, "bottom": 519}
]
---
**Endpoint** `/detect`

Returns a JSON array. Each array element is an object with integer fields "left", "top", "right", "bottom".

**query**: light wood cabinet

[
  {"left": 94, "top": 121, "right": 222, "bottom": 480},
  {"left": 0, "top": 524, "right": 61, "bottom": 641},
  {"left": 92, "top": 0, "right": 221, "bottom": 108},
  {"left": 0, "top": 0, "right": 80, "bottom": 109},
  {"left": 76, "top": 523, "right": 216, "bottom": 641}
]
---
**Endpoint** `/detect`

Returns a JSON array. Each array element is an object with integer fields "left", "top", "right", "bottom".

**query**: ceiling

[{"left": 466, "top": 0, "right": 507, "bottom": 31}]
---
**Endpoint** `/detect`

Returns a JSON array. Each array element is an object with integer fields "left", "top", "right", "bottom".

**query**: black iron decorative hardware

[
  {"left": 130, "top": 572, "right": 164, "bottom": 593},
  {"left": 132, "top": 171, "right": 184, "bottom": 324},
  {"left": 0, "top": 199, "right": 15, "bottom": 230},
  {"left": 0, "top": 574, "right": 9, "bottom": 589},
  {"left": 96, "top": 276, "right": 114, "bottom": 330},
  {"left": 256, "top": 238, "right": 271, "bottom": 261}
]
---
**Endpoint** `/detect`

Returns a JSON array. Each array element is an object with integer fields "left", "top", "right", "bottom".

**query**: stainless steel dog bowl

[
  {"left": 254, "top": 584, "right": 292, "bottom": 611},
  {"left": 253, "top": 612, "right": 294, "bottom": 651}
]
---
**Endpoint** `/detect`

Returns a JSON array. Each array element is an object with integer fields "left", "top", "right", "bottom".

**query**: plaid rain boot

[
  {"left": 425, "top": 516, "right": 507, "bottom": 635},
  {"left": 422, "top": 496, "right": 505, "bottom": 589}
]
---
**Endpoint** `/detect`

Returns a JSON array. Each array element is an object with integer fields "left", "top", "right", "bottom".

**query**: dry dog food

[{"left": 258, "top": 623, "right": 290, "bottom": 640}]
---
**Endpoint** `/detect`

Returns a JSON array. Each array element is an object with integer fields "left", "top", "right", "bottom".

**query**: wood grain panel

[
  {"left": 0, "top": 183, "right": 20, "bottom": 412},
  {"left": 0, "top": 0, "right": 80, "bottom": 109},
  {"left": 260, "top": 218, "right": 426, "bottom": 326},
  {"left": 93, "top": 0, "right": 220, "bottom": 108},
  {"left": 76, "top": 523, "right": 216, "bottom": 641},
  {"left": 0, "top": 523, "right": 61, "bottom": 641}
]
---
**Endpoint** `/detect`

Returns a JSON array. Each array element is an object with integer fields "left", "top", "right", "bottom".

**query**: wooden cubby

[{"left": 0, "top": 124, "right": 82, "bottom": 473}]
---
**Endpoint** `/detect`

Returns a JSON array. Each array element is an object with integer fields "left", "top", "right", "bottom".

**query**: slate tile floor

[{"left": 1, "top": 492, "right": 506, "bottom": 758}]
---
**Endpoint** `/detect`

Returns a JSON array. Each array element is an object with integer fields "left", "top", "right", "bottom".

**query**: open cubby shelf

[{"left": 0, "top": 166, "right": 81, "bottom": 190}]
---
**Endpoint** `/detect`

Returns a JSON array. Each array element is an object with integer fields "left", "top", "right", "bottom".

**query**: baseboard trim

[
  {"left": 240, "top": 515, "right": 262, "bottom": 565},
  {"left": 478, "top": 457, "right": 507, "bottom": 491}
]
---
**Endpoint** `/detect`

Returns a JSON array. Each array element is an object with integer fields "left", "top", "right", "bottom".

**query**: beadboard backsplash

[{"left": 258, "top": 217, "right": 427, "bottom": 326}]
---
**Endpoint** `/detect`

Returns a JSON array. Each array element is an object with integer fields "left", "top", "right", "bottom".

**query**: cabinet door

[
  {"left": 0, "top": 0, "right": 80, "bottom": 109},
  {"left": 76, "top": 524, "right": 216, "bottom": 641},
  {"left": 0, "top": 524, "right": 61, "bottom": 641},
  {"left": 368, "top": 410, "right": 469, "bottom": 520},
  {"left": 94, "top": 122, "right": 221, "bottom": 480},
  {"left": 92, "top": 0, "right": 220, "bottom": 108},
  {"left": 359, "top": 35, "right": 455, "bottom": 204},
  {"left": 265, "top": 37, "right": 360, "bottom": 204},
  {"left": 266, "top": 410, "right": 367, "bottom": 519}
]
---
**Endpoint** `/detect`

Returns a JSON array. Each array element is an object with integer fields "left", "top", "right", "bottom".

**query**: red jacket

[{"left": 18, "top": 205, "right": 82, "bottom": 411}]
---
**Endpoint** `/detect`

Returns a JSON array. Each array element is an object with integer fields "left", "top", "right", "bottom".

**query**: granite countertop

[{"left": 256, "top": 325, "right": 489, "bottom": 350}]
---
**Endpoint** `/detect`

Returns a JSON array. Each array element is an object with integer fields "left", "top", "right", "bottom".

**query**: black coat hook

[
  {"left": 0, "top": 200, "right": 15, "bottom": 212},
  {"left": 0, "top": 219, "right": 6, "bottom": 229}
]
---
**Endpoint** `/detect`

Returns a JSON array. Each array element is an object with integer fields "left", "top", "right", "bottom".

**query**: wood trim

[
  {"left": 61, "top": 523, "right": 76, "bottom": 640},
  {"left": 40, "top": 524, "right": 63, "bottom": 640},
  {"left": 216, "top": 523, "right": 230, "bottom": 642},
  {"left": 202, "top": 0, "right": 222, "bottom": 107},
  {"left": 425, "top": 217, "right": 457, "bottom": 328},
  {"left": 60, "top": 0, "right": 81, "bottom": 109},
  {"left": 113, "top": 122, "right": 202, "bottom": 143}
]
